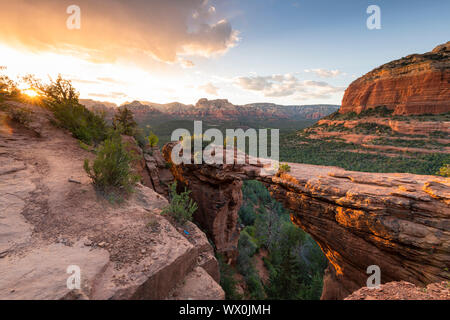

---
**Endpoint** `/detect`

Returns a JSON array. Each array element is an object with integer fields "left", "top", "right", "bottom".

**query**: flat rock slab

[
  {"left": 0, "top": 158, "right": 35, "bottom": 256},
  {"left": 90, "top": 215, "right": 198, "bottom": 300},
  {"left": 168, "top": 266, "right": 225, "bottom": 300},
  {"left": 0, "top": 243, "right": 109, "bottom": 300}
]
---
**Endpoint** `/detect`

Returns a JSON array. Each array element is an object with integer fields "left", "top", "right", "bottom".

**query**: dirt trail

[{"left": 0, "top": 102, "right": 223, "bottom": 300}]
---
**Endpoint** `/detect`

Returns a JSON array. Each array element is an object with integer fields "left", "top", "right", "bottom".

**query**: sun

[{"left": 22, "top": 88, "right": 39, "bottom": 98}]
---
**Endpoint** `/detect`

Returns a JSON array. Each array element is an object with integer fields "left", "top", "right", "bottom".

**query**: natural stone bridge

[{"left": 163, "top": 142, "right": 450, "bottom": 299}]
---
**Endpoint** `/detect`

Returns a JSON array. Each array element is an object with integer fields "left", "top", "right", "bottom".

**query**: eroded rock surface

[
  {"left": 163, "top": 142, "right": 450, "bottom": 299},
  {"left": 340, "top": 41, "right": 450, "bottom": 115},
  {"left": 345, "top": 281, "right": 450, "bottom": 300}
]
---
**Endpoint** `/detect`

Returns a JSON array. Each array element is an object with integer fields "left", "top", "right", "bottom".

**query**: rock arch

[{"left": 162, "top": 142, "right": 450, "bottom": 299}]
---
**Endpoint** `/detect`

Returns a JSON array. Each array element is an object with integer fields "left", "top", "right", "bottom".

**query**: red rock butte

[{"left": 340, "top": 41, "right": 450, "bottom": 115}]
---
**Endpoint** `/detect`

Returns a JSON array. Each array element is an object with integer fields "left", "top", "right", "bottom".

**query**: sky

[{"left": 0, "top": 0, "right": 449, "bottom": 106}]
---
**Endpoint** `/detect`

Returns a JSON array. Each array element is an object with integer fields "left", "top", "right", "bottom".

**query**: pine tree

[
  {"left": 266, "top": 249, "right": 302, "bottom": 299},
  {"left": 113, "top": 107, "right": 137, "bottom": 136}
]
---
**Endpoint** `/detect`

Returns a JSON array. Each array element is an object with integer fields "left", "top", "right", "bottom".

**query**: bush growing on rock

[
  {"left": 278, "top": 163, "right": 291, "bottom": 174},
  {"left": 162, "top": 182, "right": 197, "bottom": 225},
  {"left": 24, "top": 74, "right": 107, "bottom": 145},
  {"left": 148, "top": 132, "right": 159, "bottom": 147},
  {"left": 4, "top": 105, "right": 32, "bottom": 125},
  {"left": 0, "top": 72, "right": 19, "bottom": 101},
  {"left": 437, "top": 164, "right": 450, "bottom": 177},
  {"left": 84, "top": 133, "right": 139, "bottom": 196}
]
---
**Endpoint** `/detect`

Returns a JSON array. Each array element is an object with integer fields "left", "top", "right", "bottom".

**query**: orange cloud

[{"left": 0, "top": 0, "right": 239, "bottom": 66}]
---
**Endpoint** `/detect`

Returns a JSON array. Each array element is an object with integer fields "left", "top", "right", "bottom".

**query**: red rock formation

[
  {"left": 340, "top": 41, "right": 450, "bottom": 115},
  {"left": 143, "top": 146, "right": 174, "bottom": 197},
  {"left": 317, "top": 118, "right": 450, "bottom": 136},
  {"left": 122, "top": 135, "right": 153, "bottom": 188},
  {"left": 122, "top": 135, "right": 174, "bottom": 198},
  {"left": 163, "top": 142, "right": 450, "bottom": 299},
  {"left": 162, "top": 144, "right": 242, "bottom": 261},
  {"left": 82, "top": 98, "right": 340, "bottom": 122}
]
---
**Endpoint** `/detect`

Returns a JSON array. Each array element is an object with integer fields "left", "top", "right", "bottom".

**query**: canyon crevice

[{"left": 163, "top": 142, "right": 450, "bottom": 299}]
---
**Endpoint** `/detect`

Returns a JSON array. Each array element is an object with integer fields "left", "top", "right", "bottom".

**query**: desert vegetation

[
  {"left": 24, "top": 74, "right": 108, "bottom": 145},
  {"left": 83, "top": 133, "right": 140, "bottom": 197},
  {"left": 279, "top": 108, "right": 450, "bottom": 176},
  {"left": 16, "top": 75, "right": 156, "bottom": 198},
  {"left": 220, "top": 180, "right": 327, "bottom": 300},
  {"left": 162, "top": 182, "right": 198, "bottom": 225}
]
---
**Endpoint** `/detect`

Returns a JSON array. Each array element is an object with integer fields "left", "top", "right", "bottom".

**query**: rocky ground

[
  {"left": 0, "top": 101, "right": 224, "bottom": 300},
  {"left": 345, "top": 281, "right": 450, "bottom": 300}
]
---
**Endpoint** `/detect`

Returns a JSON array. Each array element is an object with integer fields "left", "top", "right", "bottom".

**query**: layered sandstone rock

[
  {"left": 340, "top": 41, "right": 450, "bottom": 115},
  {"left": 121, "top": 136, "right": 174, "bottom": 198},
  {"left": 143, "top": 146, "right": 174, "bottom": 197},
  {"left": 317, "top": 118, "right": 450, "bottom": 136},
  {"left": 163, "top": 142, "right": 450, "bottom": 299}
]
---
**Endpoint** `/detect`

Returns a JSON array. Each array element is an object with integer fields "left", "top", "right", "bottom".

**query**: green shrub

[
  {"left": 246, "top": 272, "right": 265, "bottom": 300},
  {"left": 6, "top": 106, "right": 32, "bottom": 125},
  {"left": 239, "top": 204, "right": 257, "bottom": 226},
  {"left": 437, "top": 164, "right": 450, "bottom": 177},
  {"left": 278, "top": 163, "right": 291, "bottom": 174},
  {"left": 52, "top": 102, "right": 107, "bottom": 145},
  {"left": 0, "top": 72, "right": 19, "bottom": 99},
  {"left": 148, "top": 132, "right": 159, "bottom": 147},
  {"left": 217, "top": 254, "right": 242, "bottom": 300},
  {"left": 162, "top": 182, "right": 198, "bottom": 225},
  {"left": 133, "top": 127, "right": 147, "bottom": 148},
  {"left": 78, "top": 140, "right": 91, "bottom": 151},
  {"left": 84, "top": 134, "right": 139, "bottom": 195},
  {"left": 24, "top": 74, "right": 107, "bottom": 145}
]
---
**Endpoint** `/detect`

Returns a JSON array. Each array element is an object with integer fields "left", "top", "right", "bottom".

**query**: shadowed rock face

[
  {"left": 340, "top": 41, "right": 450, "bottom": 115},
  {"left": 163, "top": 142, "right": 450, "bottom": 299},
  {"left": 162, "top": 144, "right": 244, "bottom": 261}
]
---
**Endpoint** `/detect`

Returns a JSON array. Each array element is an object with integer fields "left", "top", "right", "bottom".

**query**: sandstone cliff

[
  {"left": 163, "top": 143, "right": 450, "bottom": 299},
  {"left": 340, "top": 41, "right": 450, "bottom": 115},
  {"left": 0, "top": 101, "right": 223, "bottom": 300}
]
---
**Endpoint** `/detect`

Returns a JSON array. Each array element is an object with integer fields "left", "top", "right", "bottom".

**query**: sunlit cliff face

[{"left": 0, "top": 0, "right": 239, "bottom": 104}]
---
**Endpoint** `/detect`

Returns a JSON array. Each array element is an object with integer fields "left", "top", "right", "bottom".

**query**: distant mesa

[
  {"left": 340, "top": 41, "right": 450, "bottom": 115},
  {"left": 81, "top": 98, "right": 340, "bottom": 122}
]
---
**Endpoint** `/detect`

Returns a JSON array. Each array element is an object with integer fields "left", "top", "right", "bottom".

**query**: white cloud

[
  {"left": 304, "top": 68, "right": 344, "bottom": 78},
  {"left": 180, "top": 59, "right": 195, "bottom": 68},
  {"left": 199, "top": 82, "right": 219, "bottom": 95},
  {"left": 235, "top": 73, "right": 344, "bottom": 100}
]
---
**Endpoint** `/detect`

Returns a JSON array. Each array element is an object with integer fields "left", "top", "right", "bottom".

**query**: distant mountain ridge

[{"left": 81, "top": 98, "right": 340, "bottom": 122}]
